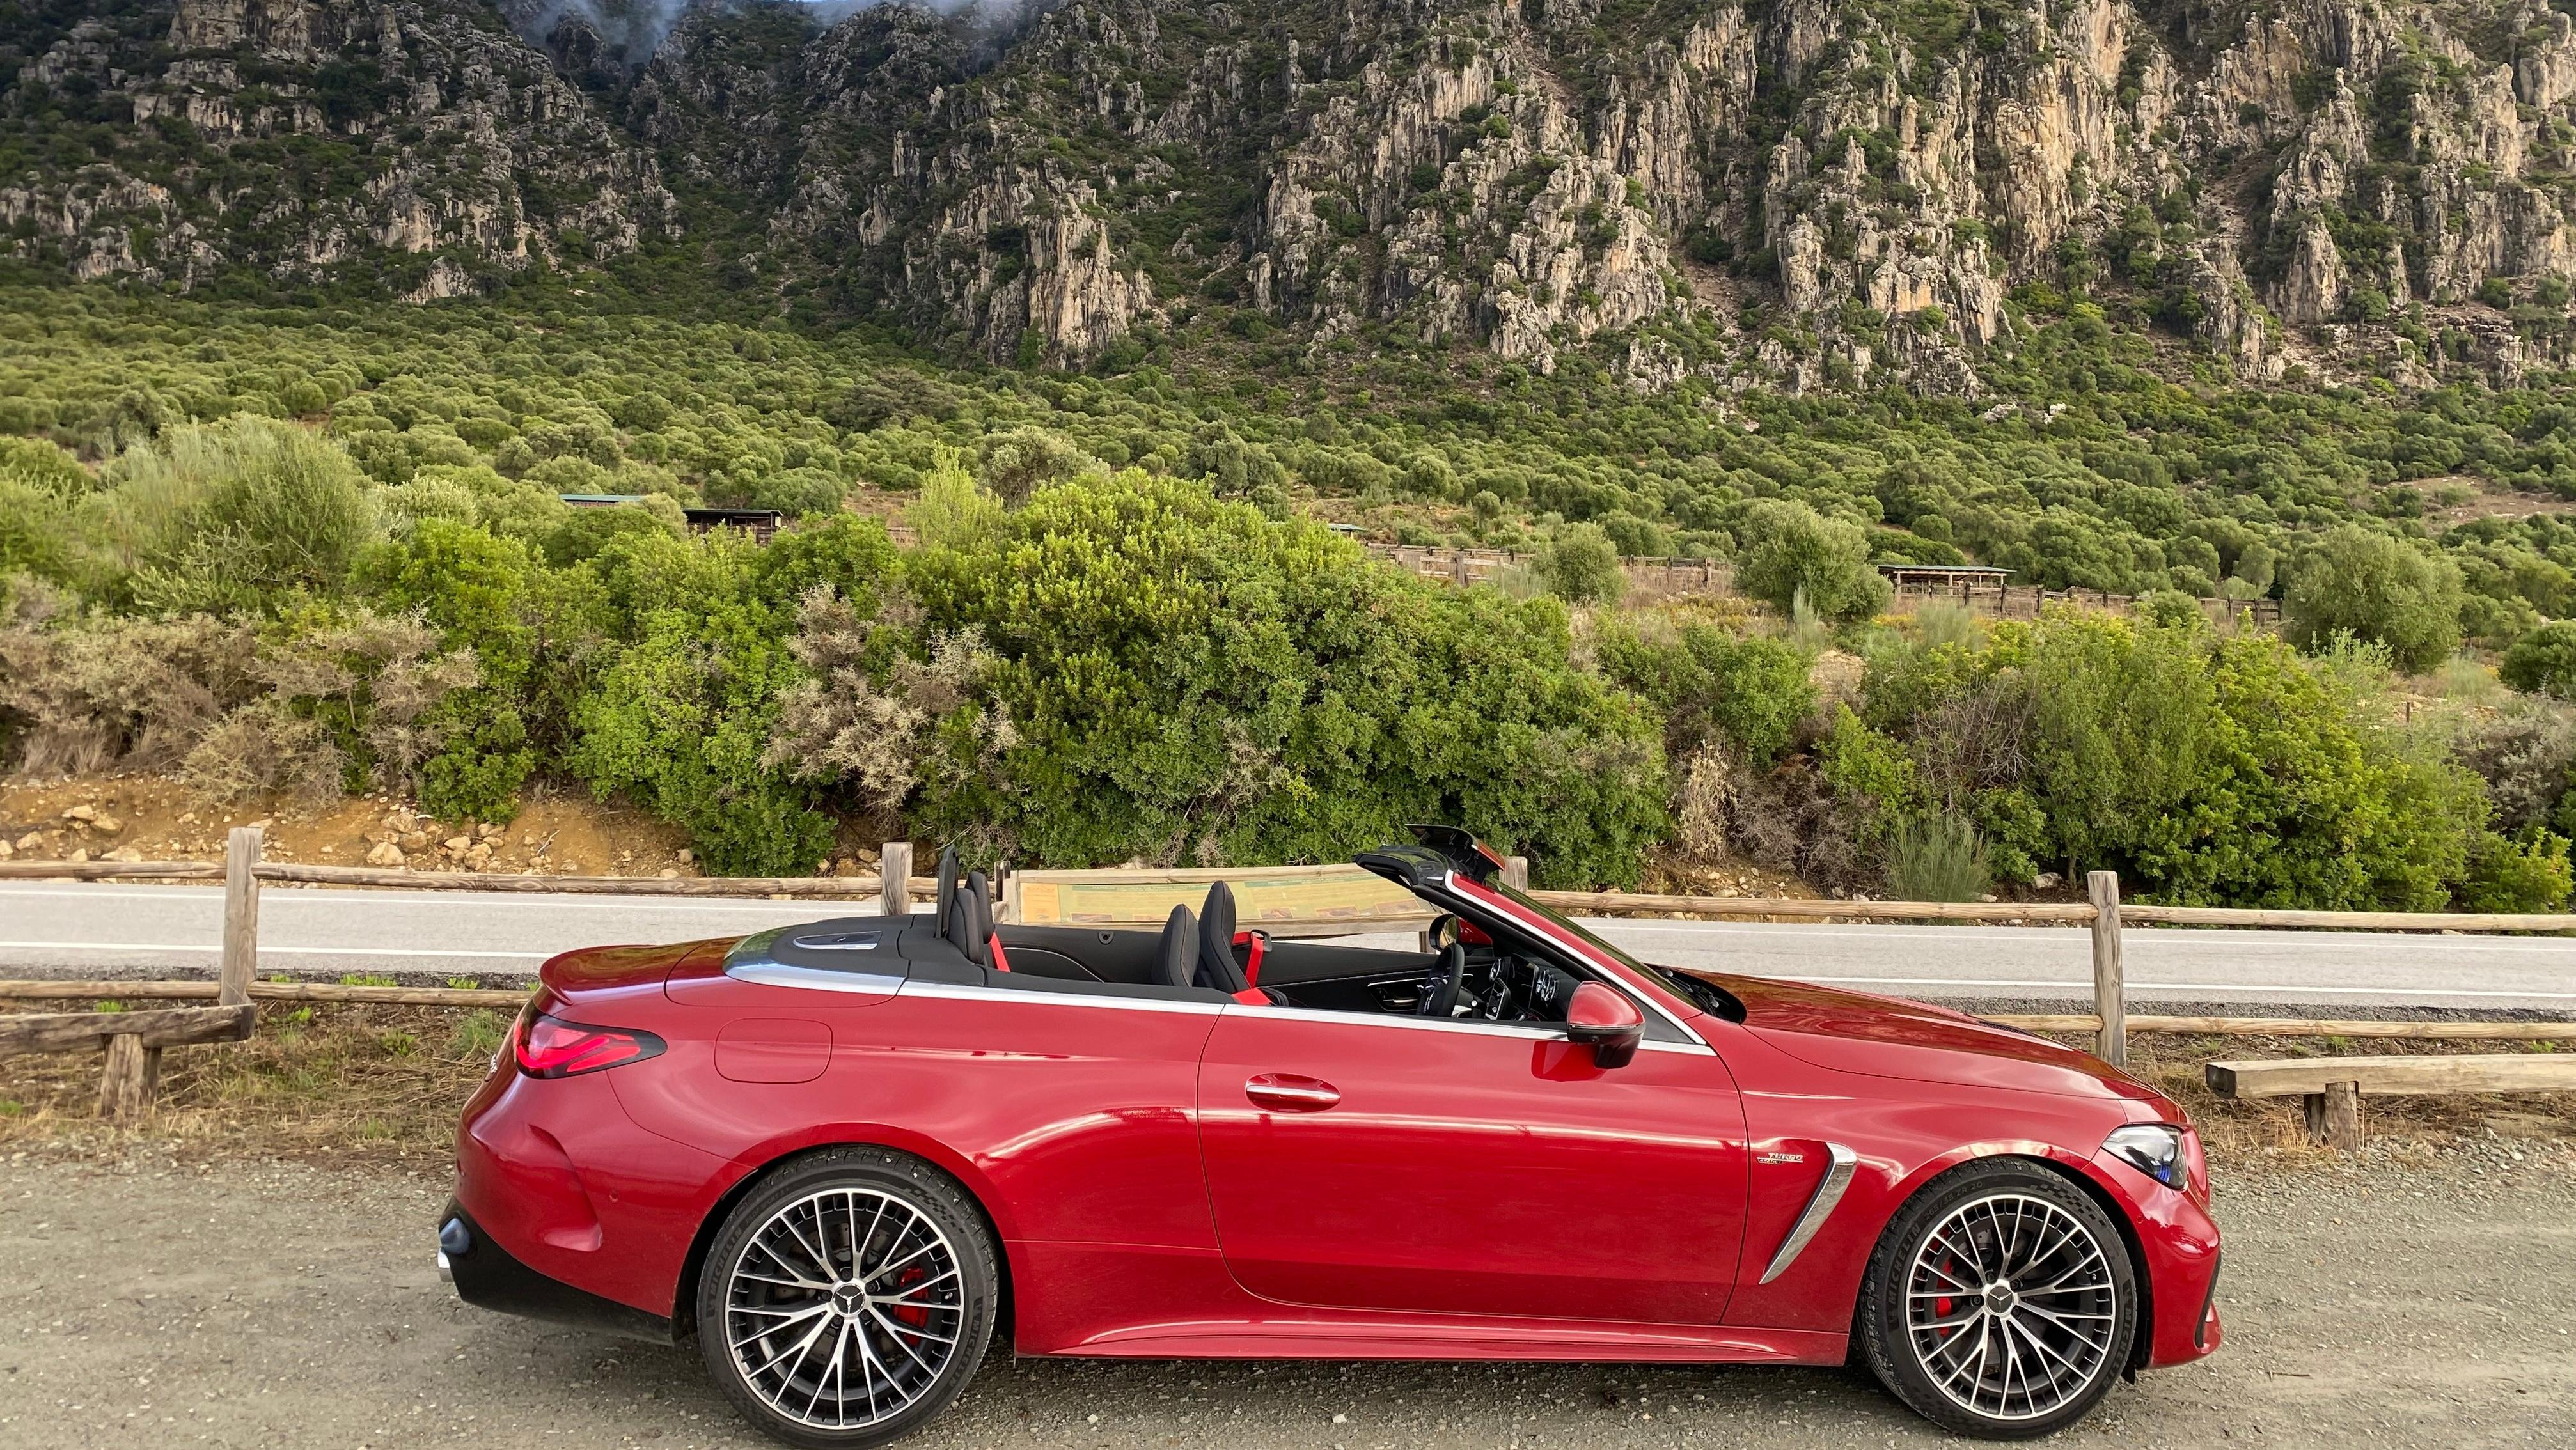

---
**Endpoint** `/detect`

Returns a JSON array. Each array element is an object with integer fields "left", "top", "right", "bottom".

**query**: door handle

[{"left": 1244, "top": 1073, "right": 1340, "bottom": 1112}]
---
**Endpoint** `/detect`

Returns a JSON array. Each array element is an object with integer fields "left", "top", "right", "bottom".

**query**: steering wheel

[{"left": 1417, "top": 942, "right": 1466, "bottom": 1018}]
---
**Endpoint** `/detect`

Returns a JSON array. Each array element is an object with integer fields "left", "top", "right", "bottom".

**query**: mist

[{"left": 501, "top": 0, "right": 1010, "bottom": 69}]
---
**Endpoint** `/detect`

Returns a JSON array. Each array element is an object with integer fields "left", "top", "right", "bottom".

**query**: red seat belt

[{"left": 987, "top": 934, "right": 1011, "bottom": 972}]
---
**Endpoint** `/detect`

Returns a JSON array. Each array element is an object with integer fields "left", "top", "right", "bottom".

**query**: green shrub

[
  {"left": 2282, "top": 525, "right": 2463, "bottom": 673},
  {"left": 1734, "top": 500, "right": 1891, "bottom": 621},
  {"left": 110, "top": 417, "right": 377, "bottom": 615},
  {"left": 1885, "top": 813, "right": 1992, "bottom": 902},
  {"left": 904, "top": 471, "right": 1668, "bottom": 884},
  {"left": 1594, "top": 623, "right": 1814, "bottom": 766},
  {"left": 2456, "top": 827, "right": 2573, "bottom": 912},
  {"left": 909, "top": 447, "right": 1003, "bottom": 550},
  {"left": 2501, "top": 620, "right": 2576, "bottom": 699},
  {"left": 1537, "top": 523, "right": 1626, "bottom": 604}
]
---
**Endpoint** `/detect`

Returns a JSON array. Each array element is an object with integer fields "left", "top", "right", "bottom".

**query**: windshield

[{"left": 1483, "top": 879, "right": 1743, "bottom": 1020}]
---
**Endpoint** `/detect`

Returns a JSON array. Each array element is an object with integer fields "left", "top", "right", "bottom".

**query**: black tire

[
  {"left": 1856, "top": 1158, "right": 2137, "bottom": 1440},
  {"left": 696, "top": 1148, "right": 998, "bottom": 1450}
]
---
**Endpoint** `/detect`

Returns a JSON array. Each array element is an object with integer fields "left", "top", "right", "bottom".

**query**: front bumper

[
  {"left": 2092, "top": 1149, "right": 2224, "bottom": 1368},
  {"left": 437, "top": 1201, "right": 674, "bottom": 1344}
]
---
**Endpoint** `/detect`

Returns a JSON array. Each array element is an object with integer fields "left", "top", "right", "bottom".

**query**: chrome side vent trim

[{"left": 1757, "top": 1141, "right": 1859, "bottom": 1286}]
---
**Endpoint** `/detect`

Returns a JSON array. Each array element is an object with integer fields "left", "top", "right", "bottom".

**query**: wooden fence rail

[{"left": 10, "top": 834, "right": 2576, "bottom": 1110}]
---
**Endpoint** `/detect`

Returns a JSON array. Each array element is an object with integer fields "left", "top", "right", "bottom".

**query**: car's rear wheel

[
  {"left": 696, "top": 1148, "right": 998, "bottom": 1449},
  {"left": 1856, "top": 1159, "right": 2137, "bottom": 1440}
]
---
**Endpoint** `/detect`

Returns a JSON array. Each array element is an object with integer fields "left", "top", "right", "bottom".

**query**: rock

[
  {"left": 100, "top": 846, "right": 143, "bottom": 863},
  {"left": 13, "top": 832, "right": 42, "bottom": 851},
  {"left": 0, "top": 838, "right": 13, "bottom": 860},
  {"left": 675, "top": 848, "right": 693, "bottom": 864},
  {"left": 66, "top": 847, "right": 89, "bottom": 864},
  {"left": 657, "top": 868, "right": 680, "bottom": 879},
  {"left": 2032, "top": 872, "right": 2062, "bottom": 890},
  {"left": 401, "top": 831, "right": 431, "bottom": 851},
  {"left": 365, "top": 841, "right": 406, "bottom": 868},
  {"left": 443, "top": 836, "right": 473, "bottom": 853},
  {"left": 480, "top": 822, "right": 505, "bottom": 839},
  {"left": 60, "top": 805, "right": 96, "bottom": 822},
  {"left": 91, "top": 814, "right": 123, "bottom": 834}
]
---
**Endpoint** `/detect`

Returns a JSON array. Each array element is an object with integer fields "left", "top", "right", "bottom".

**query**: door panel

[{"left": 1197, "top": 1009, "right": 1750, "bottom": 1324}]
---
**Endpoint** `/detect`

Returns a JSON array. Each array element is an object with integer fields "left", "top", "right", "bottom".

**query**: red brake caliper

[
  {"left": 1933, "top": 1253, "right": 1957, "bottom": 1339},
  {"left": 890, "top": 1263, "right": 931, "bottom": 1332}
]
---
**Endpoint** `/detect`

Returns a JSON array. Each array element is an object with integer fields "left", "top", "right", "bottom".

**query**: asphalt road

[
  {"left": 7, "top": 880, "right": 2576, "bottom": 1009},
  {"left": 3, "top": 1141, "right": 2570, "bottom": 1449}
]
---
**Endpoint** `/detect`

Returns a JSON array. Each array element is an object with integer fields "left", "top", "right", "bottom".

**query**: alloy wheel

[
  {"left": 1902, "top": 1190, "right": 2120, "bottom": 1423},
  {"left": 722, "top": 1187, "right": 966, "bottom": 1431}
]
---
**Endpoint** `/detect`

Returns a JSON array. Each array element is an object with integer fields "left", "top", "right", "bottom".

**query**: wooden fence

[
  {"left": 7, "top": 841, "right": 2576, "bottom": 1116},
  {"left": 1356, "top": 541, "right": 2282, "bottom": 627}
]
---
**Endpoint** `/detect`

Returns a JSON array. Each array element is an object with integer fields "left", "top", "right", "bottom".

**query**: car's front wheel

[
  {"left": 696, "top": 1148, "right": 998, "bottom": 1449},
  {"left": 1856, "top": 1159, "right": 2138, "bottom": 1439}
]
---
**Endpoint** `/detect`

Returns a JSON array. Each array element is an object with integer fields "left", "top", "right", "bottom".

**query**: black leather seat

[
  {"left": 1197, "top": 881, "right": 1286, "bottom": 1002},
  {"left": 1154, "top": 905, "right": 1199, "bottom": 990}
]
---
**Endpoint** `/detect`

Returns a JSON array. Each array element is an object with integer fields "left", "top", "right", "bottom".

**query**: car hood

[{"left": 1700, "top": 972, "right": 2165, "bottom": 1103}]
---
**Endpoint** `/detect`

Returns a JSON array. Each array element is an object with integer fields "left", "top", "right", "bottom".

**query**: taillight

[{"left": 514, "top": 1013, "right": 665, "bottom": 1079}]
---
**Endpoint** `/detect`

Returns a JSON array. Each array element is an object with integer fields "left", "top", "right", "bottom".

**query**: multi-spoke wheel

[
  {"left": 1858, "top": 1161, "right": 2137, "bottom": 1439},
  {"left": 698, "top": 1150, "right": 996, "bottom": 1449}
]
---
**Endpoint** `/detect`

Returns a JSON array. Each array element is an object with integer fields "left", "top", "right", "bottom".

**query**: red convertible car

[{"left": 441, "top": 827, "right": 2220, "bottom": 1447}]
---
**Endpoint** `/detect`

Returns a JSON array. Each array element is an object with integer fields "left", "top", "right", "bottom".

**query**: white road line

[
  {"left": 0, "top": 887, "right": 869, "bottom": 914},
  {"left": 1791, "top": 976, "right": 2576, "bottom": 1000},
  {"left": 0, "top": 941, "right": 551, "bottom": 959},
  {"left": 1606, "top": 925, "right": 2576, "bottom": 955}
]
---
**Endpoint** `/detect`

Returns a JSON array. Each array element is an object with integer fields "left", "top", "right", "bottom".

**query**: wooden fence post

[
  {"left": 2304, "top": 1081, "right": 2364, "bottom": 1150},
  {"left": 219, "top": 826, "right": 262, "bottom": 1008},
  {"left": 2087, "top": 870, "right": 2126, "bottom": 1067},
  {"left": 97, "top": 1033, "right": 157, "bottom": 1120},
  {"left": 1503, "top": 855, "right": 1530, "bottom": 892},
  {"left": 881, "top": 841, "right": 913, "bottom": 918}
]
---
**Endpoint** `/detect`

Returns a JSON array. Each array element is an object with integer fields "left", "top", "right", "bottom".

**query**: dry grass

[
  {"left": 0, "top": 1001, "right": 505, "bottom": 1165},
  {"left": 2, "top": 1004, "right": 2570, "bottom": 1169}
]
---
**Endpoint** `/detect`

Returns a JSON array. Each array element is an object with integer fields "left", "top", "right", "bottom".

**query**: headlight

[{"left": 2104, "top": 1124, "right": 2187, "bottom": 1189}]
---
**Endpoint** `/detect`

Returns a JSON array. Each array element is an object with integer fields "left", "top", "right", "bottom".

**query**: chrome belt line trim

[
  {"left": 727, "top": 962, "right": 907, "bottom": 995},
  {"left": 897, "top": 979, "right": 1228, "bottom": 1015},
  {"left": 1757, "top": 1142, "right": 1860, "bottom": 1286}
]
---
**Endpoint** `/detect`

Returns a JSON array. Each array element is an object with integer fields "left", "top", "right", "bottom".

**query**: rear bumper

[{"left": 438, "top": 1200, "right": 674, "bottom": 1344}]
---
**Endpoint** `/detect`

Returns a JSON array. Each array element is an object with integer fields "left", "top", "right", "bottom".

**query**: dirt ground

[
  {"left": 0, "top": 1135, "right": 2566, "bottom": 1450},
  {"left": 0, "top": 774, "right": 891, "bottom": 880}
]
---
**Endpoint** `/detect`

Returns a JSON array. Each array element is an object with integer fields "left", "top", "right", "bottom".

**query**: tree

[
  {"left": 1733, "top": 499, "right": 1892, "bottom": 621},
  {"left": 2282, "top": 525, "right": 2463, "bottom": 673}
]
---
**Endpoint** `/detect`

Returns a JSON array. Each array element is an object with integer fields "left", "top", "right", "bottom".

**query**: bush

[
  {"left": 1537, "top": 523, "right": 1626, "bottom": 604},
  {"left": 2282, "top": 525, "right": 2463, "bottom": 673},
  {"left": 904, "top": 472, "right": 1669, "bottom": 884},
  {"left": 110, "top": 417, "right": 377, "bottom": 616},
  {"left": 909, "top": 448, "right": 1003, "bottom": 550},
  {"left": 1733, "top": 500, "right": 1891, "bottom": 621},
  {"left": 2501, "top": 620, "right": 2576, "bottom": 699},
  {"left": 1885, "top": 813, "right": 1992, "bottom": 902},
  {"left": 2456, "top": 827, "right": 2573, "bottom": 912},
  {"left": 1594, "top": 622, "right": 1814, "bottom": 766}
]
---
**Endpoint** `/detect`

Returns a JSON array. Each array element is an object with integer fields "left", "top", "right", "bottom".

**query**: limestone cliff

[{"left": 16, "top": 0, "right": 2576, "bottom": 391}]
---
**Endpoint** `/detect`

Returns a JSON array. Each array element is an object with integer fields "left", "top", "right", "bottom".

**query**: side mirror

[{"left": 1564, "top": 981, "right": 1645, "bottom": 1068}]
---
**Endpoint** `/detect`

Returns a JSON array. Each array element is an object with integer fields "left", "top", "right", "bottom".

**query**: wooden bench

[
  {"left": 2205, "top": 1054, "right": 2576, "bottom": 1149},
  {"left": 0, "top": 1004, "right": 257, "bottom": 1118}
]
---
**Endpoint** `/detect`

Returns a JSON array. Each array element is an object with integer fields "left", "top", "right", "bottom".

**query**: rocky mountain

[{"left": 12, "top": 0, "right": 2576, "bottom": 391}]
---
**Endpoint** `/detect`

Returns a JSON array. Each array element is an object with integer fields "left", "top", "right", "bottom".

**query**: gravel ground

[{"left": 0, "top": 1141, "right": 2569, "bottom": 1449}]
